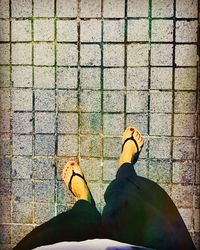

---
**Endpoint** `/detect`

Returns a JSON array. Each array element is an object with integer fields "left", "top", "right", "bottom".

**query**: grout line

[{"left": 124, "top": 0, "right": 128, "bottom": 130}]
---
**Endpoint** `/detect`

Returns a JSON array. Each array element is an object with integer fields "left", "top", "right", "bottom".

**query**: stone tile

[
  {"left": 80, "top": 0, "right": 101, "bottom": 17},
  {"left": 103, "top": 0, "right": 125, "bottom": 17},
  {"left": 104, "top": 20, "right": 124, "bottom": 42},
  {"left": 149, "top": 137, "right": 171, "bottom": 159},
  {"left": 127, "top": 67, "right": 148, "bottom": 90},
  {"left": 0, "top": 178, "right": 11, "bottom": 201},
  {"left": 56, "top": 67, "right": 77, "bottom": 89},
  {"left": 126, "top": 113, "right": 148, "bottom": 135},
  {"left": 171, "top": 184, "right": 193, "bottom": 207},
  {"left": 11, "top": 20, "right": 32, "bottom": 41},
  {"left": 149, "top": 160, "right": 171, "bottom": 183},
  {"left": 134, "top": 159, "right": 148, "bottom": 178},
  {"left": 0, "top": 0, "right": 9, "bottom": 18},
  {"left": 150, "top": 113, "right": 172, "bottom": 136},
  {"left": 57, "top": 180, "right": 74, "bottom": 204},
  {"left": 0, "top": 201, "right": 11, "bottom": 223},
  {"left": 173, "top": 138, "right": 195, "bottom": 160},
  {"left": 0, "top": 159, "right": 11, "bottom": 179},
  {"left": 12, "top": 66, "right": 32, "bottom": 88},
  {"left": 35, "top": 112, "right": 55, "bottom": 133},
  {"left": 34, "top": 43, "right": 54, "bottom": 66},
  {"left": 0, "top": 111, "right": 10, "bottom": 133},
  {"left": 57, "top": 135, "right": 78, "bottom": 156},
  {"left": 178, "top": 208, "right": 193, "bottom": 230},
  {"left": 12, "top": 201, "right": 33, "bottom": 223},
  {"left": 34, "top": 180, "right": 55, "bottom": 202},
  {"left": 34, "top": 19, "right": 54, "bottom": 41},
  {"left": 33, "top": 158, "right": 55, "bottom": 180},
  {"left": 80, "top": 20, "right": 101, "bottom": 42},
  {"left": 172, "top": 161, "right": 195, "bottom": 184},
  {"left": 104, "top": 91, "right": 124, "bottom": 112},
  {"left": 57, "top": 43, "right": 78, "bottom": 66},
  {"left": 0, "top": 66, "right": 10, "bottom": 87},
  {"left": 152, "top": 20, "right": 173, "bottom": 42},
  {"left": 12, "top": 89, "right": 32, "bottom": 111},
  {"left": 103, "top": 159, "right": 117, "bottom": 181},
  {"left": 176, "top": 21, "right": 198, "bottom": 43},
  {"left": 104, "top": 68, "right": 124, "bottom": 90},
  {"left": 150, "top": 91, "right": 172, "bottom": 113},
  {"left": 80, "top": 113, "right": 101, "bottom": 134},
  {"left": 35, "top": 135, "right": 55, "bottom": 156},
  {"left": 12, "top": 43, "right": 32, "bottom": 65},
  {"left": 11, "top": 225, "right": 33, "bottom": 246},
  {"left": 174, "top": 91, "right": 196, "bottom": 113},
  {"left": 80, "top": 68, "right": 101, "bottom": 89},
  {"left": 103, "top": 137, "right": 121, "bottom": 158},
  {"left": 35, "top": 89, "right": 55, "bottom": 111},
  {"left": 0, "top": 20, "right": 10, "bottom": 41},
  {"left": 80, "top": 158, "right": 101, "bottom": 181},
  {"left": 11, "top": 0, "right": 32, "bottom": 17},
  {"left": 34, "top": 66, "right": 55, "bottom": 89},
  {"left": 80, "top": 135, "right": 101, "bottom": 157},
  {"left": 34, "top": 0, "right": 54, "bottom": 17},
  {"left": 0, "top": 44, "right": 10, "bottom": 64},
  {"left": 13, "top": 135, "right": 32, "bottom": 156},
  {"left": 0, "top": 134, "right": 11, "bottom": 156},
  {"left": 127, "top": 0, "right": 148, "bottom": 17},
  {"left": 104, "top": 44, "right": 124, "bottom": 67},
  {"left": 80, "top": 90, "right": 101, "bottom": 112},
  {"left": 57, "top": 0, "right": 77, "bottom": 17},
  {"left": 175, "top": 45, "right": 197, "bottom": 66},
  {"left": 152, "top": 0, "right": 173, "bottom": 17},
  {"left": 58, "top": 112, "right": 78, "bottom": 134},
  {"left": 57, "top": 20, "right": 77, "bottom": 42},
  {"left": 87, "top": 182, "right": 101, "bottom": 203},
  {"left": 12, "top": 157, "right": 32, "bottom": 179},
  {"left": 13, "top": 112, "right": 32, "bottom": 134},
  {"left": 80, "top": 44, "right": 101, "bottom": 66},
  {"left": 127, "top": 91, "right": 148, "bottom": 113},
  {"left": 57, "top": 90, "right": 78, "bottom": 112},
  {"left": 12, "top": 179, "right": 32, "bottom": 202},
  {"left": 127, "top": 44, "right": 149, "bottom": 66},
  {"left": 174, "top": 114, "right": 195, "bottom": 136},
  {"left": 175, "top": 68, "right": 197, "bottom": 90},
  {"left": 151, "top": 67, "right": 172, "bottom": 90},
  {"left": 176, "top": 0, "right": 198, "bottom": 18},
  {"left": 128, "top": 19, "right": 149, "bottom": 41},
  {"left": 151, "top": 44, "right": 173, "bottom": 66},
  {"left": 0, "top": 89, "right": 10, "bottom": 110},
  {"left": 103, "top": 113, "right": 124, "bottom": 136},
  {"left": 0, "top": 225, "right": 10, "bottom": 244},
  {"left": 34, "top": 203, "right": 55, "bottom": 224}
]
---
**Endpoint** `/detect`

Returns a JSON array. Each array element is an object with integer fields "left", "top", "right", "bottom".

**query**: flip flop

[{"left": 121, "top": 129, "right": 143, "bottom": 165}]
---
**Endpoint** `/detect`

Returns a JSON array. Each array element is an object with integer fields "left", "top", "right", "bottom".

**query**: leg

[
  {"left": 14, "top": 162, "right": 101, "bottom": 250},
  {"left": 101, "top": 127, "right": 196, "bottom": 250}
]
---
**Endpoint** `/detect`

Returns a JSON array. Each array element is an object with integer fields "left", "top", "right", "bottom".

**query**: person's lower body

[
  {"left": 101, "top": 162, "right": 196, "bottom": 250},
  {"left": 13, "top": 199, "right": 101, "bottom": 250}
]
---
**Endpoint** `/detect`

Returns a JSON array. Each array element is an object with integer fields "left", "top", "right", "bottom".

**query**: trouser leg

[
  {"left": 101, "top": 163, "right": 196, "bottom": 250},
  {"left": 13, "top": 200, "right": 101, "bottom": 250}
]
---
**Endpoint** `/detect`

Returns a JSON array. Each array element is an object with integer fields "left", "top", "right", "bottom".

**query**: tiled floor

[{"left": 0, "top": 0, "right": 199, "bottom": 249}]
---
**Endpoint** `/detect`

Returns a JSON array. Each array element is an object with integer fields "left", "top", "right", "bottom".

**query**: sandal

[{"left": 121, "top": 128, "right": 144, "bottom": 165}]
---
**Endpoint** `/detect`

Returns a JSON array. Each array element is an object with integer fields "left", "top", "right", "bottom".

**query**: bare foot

[
  {"left": 119, "top": 127, "right": 144, "bottom": 167},
  {"left": 62, "top": 161, "right": 92, "bottom": 203}
]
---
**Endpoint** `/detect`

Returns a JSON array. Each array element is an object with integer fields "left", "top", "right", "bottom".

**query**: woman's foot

[
  {"left": 119, "top": 127, "right": 144, "bottom": 167},
  {"left": 62, "top": 161, "right": 92, "bottom": 203}
]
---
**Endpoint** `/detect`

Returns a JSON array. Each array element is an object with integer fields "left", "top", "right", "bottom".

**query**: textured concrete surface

[{"left": 0, "top": 0, "right": 199, "bottom": 249}]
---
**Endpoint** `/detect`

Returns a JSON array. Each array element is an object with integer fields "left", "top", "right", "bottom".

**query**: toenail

[
  {"left": 130, "top": 128, "right": 134, "bottom": 131},
  {"left": 70, "top": 162, "right": 75, "bottom": 166}
]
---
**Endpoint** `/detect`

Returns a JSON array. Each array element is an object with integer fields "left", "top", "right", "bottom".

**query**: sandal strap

[
  {"left": 121, "top": 132, "right": 139, "bottom": 154},
  {"left": 68, "top": 170, "right": 87, "bottom": 197}
]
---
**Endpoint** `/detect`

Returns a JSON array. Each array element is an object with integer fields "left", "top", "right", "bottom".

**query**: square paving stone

[
  {"left": 104, "top": 91, "right": 124, "bottom": 112},
  {"left": 104, "top": 68, "right": 124, "bottom": 90},
  {"left": 12, "top": 43, "right": 32, "bottom": 65},
  {"left": 0, "top": 66, "right": 10, "bottom": 87},
  {"left": 80, "top": 90, "right": 101, "bottom": 112},
  {"left": 104, "top": 20, "right": 124, "bottom": 42},
  {"left": 34, "top": 0, "right": 54, "bottom": 17},
  {"left": 80, "top": 0, "right": 101, "bottom": 17},
  {"left": 35, "top": 89, "right": 55, "bottom": 111},
  {"left": 12, "top": 66, "right": 32, "bottom": 88},
  {"left": 151, "top": 44, "right": 173, "bottom": 66},
  {"left": 33, "top": 158, "right": 55, "bottom": 180},
  {"left": 34, "top": 67, "right": 55, "bottom": 89},
  {"left": 11, "top": 0, "right": 32, "bottom": 17},
  {"left": 103, "top": 44, "right": 124, "bottom": 67},
  {"left": 80, "top": 135, "right": 101, "bottom": 157},
  {"left": 57, "top": 0, "right": 77, "bottom": 17},
  {"left": 35, "top": 135, "right": 55, "bottom": 156},
  {"left": 80, "top": 44, "right": 101, "bottom": 66},
  {"left": 34, "top": 19, "right": 54, "bottom": 41},
  {"left": 56, "top": 67, "right": 78, "bottom": 89},
  {"left": 12, "top": 157, "right": 32, "bottom": 179},
  {"left": 127, "top": 44, "right": 149, "bottom": 66},
  {"left": 57, "top": 113, "right": 78, "bottom": 134},
  {"left": 80, "top": 68, "right": 101, "bottom": 90},
  {"left": 13, "top": 112, "right": 32, "bottom": 134},
  {"left": 80, "top": 20, "right": 101, "bottom": 42},
  {"left": 127, "top": 91, "right": 148, "bottom": 113},
  {"left": 57, "top": 20, "right": 77, "bottom": 42},
  {"left": 35, "top": 112, "right": 56, "bottom": 134},
  {"left": 150, "top": 91, "right": 172, "bottom": 113},
  {"left": 128, "top": 20, "right": 149, "bottom": 41},
  {"left": 0, "top": 20, "right": 10, "bottom": 41},
  {"left": 34, "top": 43, "right": 55, "bottom": 66},
  {"left": 151, "top": 67, "right": 172, "bottom": 89},
  {"left": 127, "top": 67, "right": 148, "bottom": 90},
  {"left": 80, "top": 112, "right": 101, "bottom": 134},
  {"left": 34, "top": 180, "right": 55, "bottom": 202},
  {"left": 57, "top": 135, "right": 78, "bottom": 156},
  {"left": 103, "top": 0, "right": 125, "bottom": 17},
  {"left": 11, "top": 20, "right": 32, "bottom": 41},
  {"left": 127, "top": 0, "right": 148, "bottom": 17},
  {"left": 57, "top": 90, "right": 78, "bottom": 112},
  {"left": 12, "top": 179, "right": 32, "bottom": 202},
  {"left": 13, "top": 135, "right": 32, "bottom": 156}
]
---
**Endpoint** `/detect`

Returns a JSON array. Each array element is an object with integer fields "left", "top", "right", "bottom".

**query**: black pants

[{"left": 13, "top": 163, "right": 196, "bottom": 250}]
